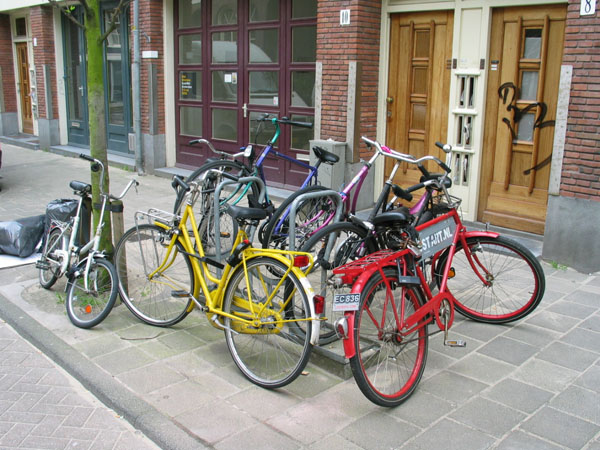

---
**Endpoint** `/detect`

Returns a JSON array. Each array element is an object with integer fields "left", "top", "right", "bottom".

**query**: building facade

[{"left": 0, "top": 0, "right": 598, "bottom": 272}]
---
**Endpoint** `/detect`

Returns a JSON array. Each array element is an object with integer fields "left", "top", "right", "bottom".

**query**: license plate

[{"left": 333, "top": 293, "right": 360, "bottom": 311}]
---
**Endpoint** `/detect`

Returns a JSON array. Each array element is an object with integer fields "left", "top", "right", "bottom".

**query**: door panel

[
  {"left": 479, "top": 5, "right": 566, "bottom": 234},
  {"left": 16, "top": 42, "right": 33, "bottom": 135},
  {"left": 174, "top": 0, "right": 316, "bottom": 189},
  {"left": 385, "top": 11, "right": 453, "bottom": 191}
]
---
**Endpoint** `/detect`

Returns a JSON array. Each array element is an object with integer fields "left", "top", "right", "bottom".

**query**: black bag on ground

[{"left": 0, "top": 215, "right": 46, "bottom": 257}]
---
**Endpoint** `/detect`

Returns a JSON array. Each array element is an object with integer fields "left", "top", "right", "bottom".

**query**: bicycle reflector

[
  {"left": 313, "top": 295, "right": 325, "bottom": 315},
  {"left": 448, "top": 267, "right": 456, "bottom": 278},
  {"left": 293, "top": 255, "right": 310, "bottom": 267}
]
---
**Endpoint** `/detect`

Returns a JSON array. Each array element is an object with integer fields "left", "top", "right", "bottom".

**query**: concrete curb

[{"left": 0, "top": 291, "right": 209, "bottom": 450}]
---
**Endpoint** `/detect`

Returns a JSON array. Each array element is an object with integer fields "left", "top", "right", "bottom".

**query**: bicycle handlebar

[
  {"left": 255, "top": 113, "right": 313, "bottom": 129},
  {"left": 361, "top": 136, "right": 452, "bottom": 174},
  {"left": 110, "top": 179, "right": 139, "bottom": 201},
  {"left": 172, "top": 175, "right": 191, "bottom": 193}
]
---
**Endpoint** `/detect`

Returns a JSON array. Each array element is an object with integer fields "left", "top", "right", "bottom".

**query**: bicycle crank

[{"left": 440, "top": 299, "right": 466, "bottom": 348}]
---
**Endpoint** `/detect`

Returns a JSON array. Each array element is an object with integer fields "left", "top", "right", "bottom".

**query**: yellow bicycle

[{"left": 114, "top": 173, "right": 323, "bottom": 388}]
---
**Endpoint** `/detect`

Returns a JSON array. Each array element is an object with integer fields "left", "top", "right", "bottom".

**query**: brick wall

[
  {"left": 560, "top": 0, "right": 600, "bottom": 201},
  {"left": 136, "top": 0, "right": 165, "bottom": 135},
  {"left": 0, "top": 14, "right": 16, "bottom": 113},
  {"left": 30, "top": 5, "right": 58, "bottom": 120},
  {"left": 317, "top": 0, "right": 381, "bottom": 157}
]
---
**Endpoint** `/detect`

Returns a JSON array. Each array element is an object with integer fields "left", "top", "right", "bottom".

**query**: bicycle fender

[
  {"left": 338, "top": 266, "right": 394, "bottom": 359},
  {"left": 462, "top": 230, "right": 500, "bottom": 239}
]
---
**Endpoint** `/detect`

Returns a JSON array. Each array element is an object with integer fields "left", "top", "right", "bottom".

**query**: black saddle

[
  {"left": 226, "top": 204, "right": 268, "bottom": 222},
  {"left": 70, "top": 181, "right": 91, "bottom": 195},
  {"left": 312, "top": 146, "right": 340, "bottom": 165}
]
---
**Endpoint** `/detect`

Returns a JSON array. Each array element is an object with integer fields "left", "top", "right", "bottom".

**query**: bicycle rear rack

[{"left": 135, "top": 208, "right": 180, "bottom": 227}]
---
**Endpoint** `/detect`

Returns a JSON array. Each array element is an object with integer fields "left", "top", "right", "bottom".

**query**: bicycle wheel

[
  {"left": 180, "top": 160, "right": 259, "bottom": 256},
  {"left": 262, "top": 185, "right": 339, "bottom": 251},
  {"left": 39, "top": 228, "right": 63, "bottom": 289},
  {"left": 349, "top": 267, "right": 428, "bottom": 407},
  {"left": 65, "top": 258, "right": 118, "bottom": 328},
  {"left": 114, "top": 224, "right": 194, "bottom": 327},
  {"left": 223, "top": 256, "right": 312, "bottom": 389},
  {"left": 434, "top": 235, "right": 545, "bottom": 324},
  {"left": 299, "top": 222, "right": 377, "bottom": 345}
]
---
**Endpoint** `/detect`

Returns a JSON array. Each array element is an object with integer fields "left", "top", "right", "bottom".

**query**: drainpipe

[{"left": 133, "top": 0, "right": 144, "bottom": 174}]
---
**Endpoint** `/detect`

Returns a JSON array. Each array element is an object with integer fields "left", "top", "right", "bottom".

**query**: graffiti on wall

[{"left": 498, "top": 82, "right": 555, "bottom": 175}]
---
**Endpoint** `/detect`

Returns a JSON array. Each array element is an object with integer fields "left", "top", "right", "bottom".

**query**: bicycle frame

[
  {"left": 148, "top": 184, "right": 322, "bottom": 344},
  {"left": 333, "top": 207, "right": 499, "bottom": 358}
]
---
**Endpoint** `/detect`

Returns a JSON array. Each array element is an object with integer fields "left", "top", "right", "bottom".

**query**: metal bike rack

[
  {"left": 213, "top": 175, "right": 266, "bottom": 264},
  {"left": 287, "top": 190, "right": 343, "bottom": 252}
]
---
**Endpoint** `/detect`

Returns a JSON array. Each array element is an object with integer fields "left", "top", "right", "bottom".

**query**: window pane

[
  {"left": 292, "top": 26, "right": 316, "bottom": 63},
  {"left": 213, "top": 109, "right": 237, "bottom": 141},
  {"left": 291, "top": 115, "right": 314, "bottom": 150},
  {"left": 292, "top": 0, "right": 316, "bottom": 18},
  {"left": 523, "top": 29, "right": 542, "bottom": 59},
  {"left": 291, "top": 71, "right": 315, "bottom": 107},
  {"left": 520, "top": 71, "right": 539, "bottom": 100},
  {"left": 15, "top": 18, "right": 27, "bottom": 37},
  {"left": 212, "top": 32, "right": 237, "bottom": 63},
  {"left": 180, "top": 106, "right": 202, "bottom": 136},
  {"left": 250, "top": 0, "right": 278, "bottom": 22},
  {"left": 179, "top": 34, "right": 202, "bottom": 64},
  {"left": 179, "top": 0, "right": 202, "bottom": 29},
  {"left": 517, "top": 113, "right": 535, "bottom": 142},
  {"left": 212, "top": 0, "right": 237, "bottom": 25},
  {"left": 250, "top": 72, "right": 278, "bottom": 105},
  {"left": 180, "top": 71, "right": 202, "bottom": 100},
  {"left": 249, "top": 111, "right": 277, "bottom": 145},
  {"left": 212, "top": 71, "right": 237, "bottom": 102},
  {"left": 249, "top": 29, "right": 278, "bottom": 63}
]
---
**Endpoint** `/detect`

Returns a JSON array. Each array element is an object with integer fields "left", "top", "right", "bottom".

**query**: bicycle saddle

[
  {"left": 312, "top": 146, "right": 340, "bottom": 165},
  {"left": 226, "top": 204, "right": 268, "bottom": 221},
  {"left": 372, "top": 207, "right": 412, "bottom": 227},
  {"left": 70, "top": 181, "right": 91, "bottom": 195}
]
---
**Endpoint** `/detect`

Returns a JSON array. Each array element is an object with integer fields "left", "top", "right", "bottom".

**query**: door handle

[{"left": 242, "top": 103, "right": 248, "bottom": 118}]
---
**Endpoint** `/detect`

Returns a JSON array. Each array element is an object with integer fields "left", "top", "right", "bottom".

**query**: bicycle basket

[{"left": 431, "top": 193, "right": 462, "bottom": 211}]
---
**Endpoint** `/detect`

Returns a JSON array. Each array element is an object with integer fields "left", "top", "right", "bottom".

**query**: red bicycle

[{"left": 331, "top": 143, "right": 545, "bottom": 407}]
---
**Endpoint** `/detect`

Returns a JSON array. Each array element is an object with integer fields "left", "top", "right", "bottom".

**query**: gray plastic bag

[{"left": 0, "top": 215, "right": 46, "bottom": 257}]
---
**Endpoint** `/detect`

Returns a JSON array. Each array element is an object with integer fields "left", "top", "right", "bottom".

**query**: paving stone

[
  {"left": 483, "top": 378, "right": 554, "bottom": 414},
  {"left": 503, "top": 322, "right": 560, "bottom": 347},
  {"left": 476, "top": 336, "right": 538, "bottom": 366},
  {"left": 215, "top": 422, "right": 301, "bottom": 450},
  {"left": 450, "top": 397, "right": 526, "bottom": 437},
  {"left": 72, "top": 334, "right": 129, "bottom": 359},
  {"left": 406, "top": 418, "right": 494, "bottom": 450},
  {"left": 546, "top": 299, "right": 597, "bottom": 319},
  {"left": 117, "top": 362, "right": 185, "bottom": 394},
  {"left": 93, "top": 346, "right": 155, "bottom": 375},
  {"left": 389, "top": 390, "right": 454, "bottom": 428},
  {"left": 521, "top": 406, "right": 600, "bottom": 449},
  {"left": 513, "top": 358, "right": 580, "bottom": 393},
  {"left": 495, "top": 430, "right": 564, "bottom": 450},
  {"left": 575, "top": 365, "right": 600, "bottom": 393},
  {"left": 420, "top": 371, "right": 489, "bottom": 405},
  {"left": 581, "top": 315, "right": 600, "bottom": 333},
  {"left": 307, "top": 434, "right": 363, "bottom": 450},
  {"left": 341, "top": 411, "right": 420, "bottom": 450},
  {"left": 537, "top": 341, "right": 598, "bottom": 372},
  {"left": 227, "top": 384, "right": 301, "bottom": 422},
  {"left": 549, "top": 385, "right": 600, "bottom": 425},
  {"left": 565, "top": 288, "right": 600, "bottom": 308},
  {"left": 447, "top": 353, "right": 515, "bottom": 384},
  {"left": 562, "top": 328, "right": 600, "bottom": 354},
  {"left": 147, "top": 380, "right": 216, "bottom": 417}
]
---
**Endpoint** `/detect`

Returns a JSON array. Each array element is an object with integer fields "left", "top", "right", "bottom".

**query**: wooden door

[
  {"left": 385, "top": 11, "right": 453, "bottom": 189},
  {"left": 479, "top": 5, "right": 566, "bottom": 234},
  {"left": 16, "top": 42, "right": 33, "bottom": 134}
]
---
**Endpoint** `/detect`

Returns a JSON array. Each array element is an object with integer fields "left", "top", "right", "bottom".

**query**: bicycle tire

[
  {"left": 178, "top": 160, "right": 260, "bottom": 256},
  {"left": 114, "top": 224, "right": 194, "bottom": 327},
  {"left": 65, "top": 258, "right": 118, "bottom": 329},
  {"left": 39, "top": 228, "right": 63, "bottom": 289},
  {"left": 262, "top": 185, "right": 339, "bottom": 251},
  {"left": 349, "top": 267, "right": 428, "bottom": 407},
  {"left": 299, "top": 221, "right": 377, "bottom": 345},
  {"left": 223, "top": 256, "right": 312, "bottom": 389},
  {"left": 434, "top": 235, "right": 545, "bottom": 324}
]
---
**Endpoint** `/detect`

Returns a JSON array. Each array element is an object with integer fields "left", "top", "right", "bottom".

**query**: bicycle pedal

[
  {"left": 35, "top": 261, "right": 49, "bottom": 270},
  {"left": 171, "top": 290, "right": 190, "bottom": 298},
  {"left": 444, "top": 339, "right": 467, "bottom": 348}
]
